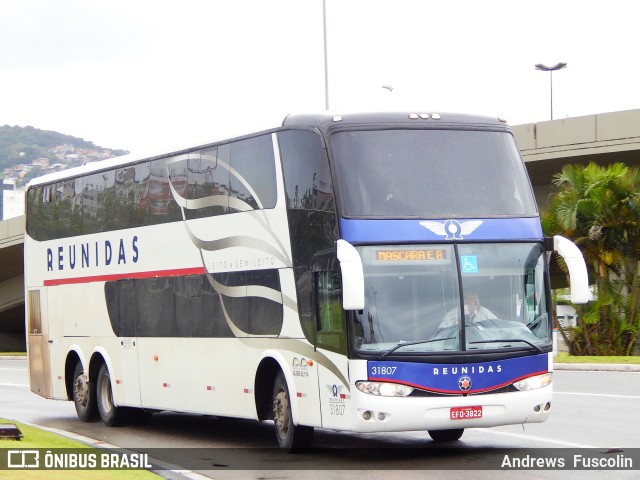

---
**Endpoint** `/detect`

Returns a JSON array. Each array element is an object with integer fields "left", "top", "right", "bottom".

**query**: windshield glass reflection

[
  {"left": 351, "top": 243, "right": 550, "bottom": 355},
  {"left": 331, "top": 129, "right": 537, "bottom": 218}
]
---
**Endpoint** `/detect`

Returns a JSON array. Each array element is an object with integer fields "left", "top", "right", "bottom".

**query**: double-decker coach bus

[{"left": 24, "top": 112, "right": 589, "bottom": 450}]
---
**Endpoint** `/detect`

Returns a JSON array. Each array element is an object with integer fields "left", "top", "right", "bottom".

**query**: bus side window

[
  {"left": 229, "top": 134, "right": 277, "bottom": 211},
  {"left": 315, "top": 270, "right": 347, "bottom": 354}
]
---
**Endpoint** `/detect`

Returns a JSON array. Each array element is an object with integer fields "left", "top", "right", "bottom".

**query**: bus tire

[
  {"left": 96, "top": 363, "right": 123, "bottom": 427},
  {"left": 428, "top": 428, "right": 464, "bottom": 442},
  {"left": 72, "top": 361, "right": 98, "bottom": 422},
  {"left": 272, "top": 370, "right": 313, "bottom": 452}
]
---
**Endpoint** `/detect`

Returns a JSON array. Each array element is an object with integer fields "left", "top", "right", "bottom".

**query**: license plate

[{"left": 450, "top": 406, "right": 483, "bottom": 420}]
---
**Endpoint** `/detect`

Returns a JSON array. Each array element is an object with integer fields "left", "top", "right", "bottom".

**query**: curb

[{"left": 553, "top": 362, "right": 640, "bottom": 372}]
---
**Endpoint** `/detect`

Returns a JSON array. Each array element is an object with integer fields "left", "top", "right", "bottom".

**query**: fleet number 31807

[{"left": 370, "top": 366, "right": 397, "bottom": 375}]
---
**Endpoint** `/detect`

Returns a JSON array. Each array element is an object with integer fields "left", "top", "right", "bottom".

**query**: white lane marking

[
  {"left": 555, "top": 391, "right": 640, "bottom": 400},
  {"left": 0, "top": 383, "right": 29, "bottom": 388},
  {"left": 473, "top": 428, "right": 598, "bottom": 448}
]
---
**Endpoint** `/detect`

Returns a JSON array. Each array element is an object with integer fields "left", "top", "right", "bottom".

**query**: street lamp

[{"left": 535, "top": 62, "right": 567, "bottom": 120}]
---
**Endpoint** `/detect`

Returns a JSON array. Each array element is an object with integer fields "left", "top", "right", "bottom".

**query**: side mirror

[
  {"left": 553, "top": 235, "right": 590, "bottom": 304},
  {"left": 336, "top": 239, "right": 365, "bottom": 310}
]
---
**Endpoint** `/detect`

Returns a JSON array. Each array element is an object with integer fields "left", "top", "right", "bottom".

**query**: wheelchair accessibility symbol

[{"left": 461, "top": 256, "right": 478, "bottom": 273}]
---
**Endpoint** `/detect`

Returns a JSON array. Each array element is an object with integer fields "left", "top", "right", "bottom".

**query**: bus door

[
  {"left": 104, "top": 278, "right": 141, "bottom": 407},
  {"left": 313, "top": 252, "right": 351, "bottom": 430},
  {"left": 109, "top": 279, "right": 141, "bottom": 406},
  {"left": 26, "top": 289, "right": 52, "bottom": 399}
]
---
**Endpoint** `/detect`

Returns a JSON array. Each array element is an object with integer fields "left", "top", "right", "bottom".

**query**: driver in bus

[{"left": 440, "top": 292, "right": 497, "bottom": 328}]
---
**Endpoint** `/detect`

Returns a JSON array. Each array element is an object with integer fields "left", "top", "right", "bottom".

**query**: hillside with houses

[{"left": 0, "top": 125, "right": 128, "bottom": 186}]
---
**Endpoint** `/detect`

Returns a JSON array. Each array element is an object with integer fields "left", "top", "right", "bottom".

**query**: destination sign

[{"left": 375, "top": 249, "right": 446, "bottom": 262}]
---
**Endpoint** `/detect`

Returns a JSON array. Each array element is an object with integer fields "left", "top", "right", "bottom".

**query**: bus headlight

[
  {"left": 356, "top": 381, "right": 413, "bottom": 397},
  {"left": 513, "top": 372, "right": 553, "bottom": 391}
]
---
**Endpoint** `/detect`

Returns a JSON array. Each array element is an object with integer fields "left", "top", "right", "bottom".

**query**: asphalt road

[{"left": 1, "top": 357, "right": 639, "bottom": 480}]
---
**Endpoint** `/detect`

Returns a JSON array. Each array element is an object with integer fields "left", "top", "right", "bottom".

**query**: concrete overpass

[
  {"left": 0, "top": 215, "right": 25, "bottom": 350},
  {"left": 513, "top": 108, "right": 640, "bottom": 208},
  {"left": 2, "top": 108, "right": 640, "bottom": 350}
]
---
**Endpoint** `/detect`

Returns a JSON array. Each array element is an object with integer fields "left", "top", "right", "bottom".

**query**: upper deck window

[
  {"left": 26, "top": 134, "right": 278, "bottom": 241},
  {"left": 330, "top": 129, "right": 537, "bottom": 218}
]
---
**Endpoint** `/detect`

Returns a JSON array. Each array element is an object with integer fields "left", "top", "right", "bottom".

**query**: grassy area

[
  {"left": 555, "top": 352, "right": 640, "bottom": 364},
  {"left": 0, "top": 418, "right": 159, "bottom": 479}
]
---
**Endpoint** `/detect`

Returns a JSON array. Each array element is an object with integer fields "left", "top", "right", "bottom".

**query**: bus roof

[
  {"left": 283, "top": 111, "right": 511, "bottom": 134},
  {"left": 26, "top": 111, "right": 510, "bottom": 188}
]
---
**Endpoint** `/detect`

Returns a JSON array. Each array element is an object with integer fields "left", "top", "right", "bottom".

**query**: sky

[{"left": 1, "top": 0, "right": 639, "bottom": 154}]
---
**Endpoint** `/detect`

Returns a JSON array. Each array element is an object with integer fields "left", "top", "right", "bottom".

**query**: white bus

[{"left": 25, "top": 112, "right": 588, "bottom": 451}]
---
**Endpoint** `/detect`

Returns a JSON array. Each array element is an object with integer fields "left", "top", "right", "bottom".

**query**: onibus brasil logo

[{"left": 4, "top": 449, "right": 152, "bottom": 470}]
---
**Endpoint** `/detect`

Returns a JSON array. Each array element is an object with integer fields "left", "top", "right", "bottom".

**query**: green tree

[{"left": 542, "top": 162, "right": 640, "bottom": 355}]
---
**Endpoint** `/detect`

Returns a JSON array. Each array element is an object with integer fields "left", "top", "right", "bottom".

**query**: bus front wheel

[
  {"left": 272, "top": 371, "right": 313, "bottom": 452},
  {"left": 72, "top": 362, "right": 98, "bottom": 422},
  {"left": 96, "top": 363, "right": 123, "bottom": 427},
  {"left": 428, "top": 428, "right": 464, "bottom": 442}
]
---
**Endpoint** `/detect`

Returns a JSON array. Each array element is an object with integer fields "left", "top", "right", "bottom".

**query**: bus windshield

[
  {"left": 331, "top": 129, "right": 537, "bottom": 218},
  {"left": 351, "top": 243, "right": 550, "bottom": 355}
]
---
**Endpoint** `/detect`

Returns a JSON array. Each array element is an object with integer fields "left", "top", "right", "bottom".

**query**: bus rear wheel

[
  {"left": 96, "top": 363, "right": 123, "bottom": 427},
  {"left": 272, "top": 371, "right": 313, "bottom": 452},
  {"left": 428, "top": 428, "right": 464, "bottom": 442},
  {"left": 72, "top": 362, "right": 98, "bottom": 421}
]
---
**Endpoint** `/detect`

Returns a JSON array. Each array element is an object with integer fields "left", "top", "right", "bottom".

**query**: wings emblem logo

[{"left": 419, "top": 220, "right": 483, "bottom": 240}]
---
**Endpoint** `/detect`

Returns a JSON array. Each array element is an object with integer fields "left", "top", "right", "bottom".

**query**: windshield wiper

[
  {"left": 468, "top": 339, "right": 544, "bottom": 353},
  {"left": 378, "top": 338, "right": 455, "bottom": 359}
]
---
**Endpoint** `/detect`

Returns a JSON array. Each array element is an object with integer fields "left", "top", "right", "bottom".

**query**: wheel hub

[
  {"left": 74, "top": 375, "right": 89, "bottom": 407},
  {"left": 98, "top": 374, "right": 113, "bottom": 411},
  {"left": 273, "top": 390, "right": 289, "bottom": 436}
]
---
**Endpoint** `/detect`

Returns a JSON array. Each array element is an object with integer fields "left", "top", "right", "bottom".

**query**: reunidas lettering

[
  {"left": 46, "top": 236, "right": 139, "bottom": 272},
  {"left": 432, "top": 364, "right": 503, "bottom": 375}
]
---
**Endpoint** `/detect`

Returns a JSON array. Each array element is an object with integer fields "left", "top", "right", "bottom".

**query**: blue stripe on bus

[
  {"left": 339, "top": 217, "right": 543, "bottom": 243},
  {"left": 367, "top": 353, "right": 549, "bottom": 394}
]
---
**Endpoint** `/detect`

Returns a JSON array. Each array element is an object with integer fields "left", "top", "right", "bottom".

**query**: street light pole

[
  {"left": 535, "top": 62, "right": 567, "bottom": 120},
  {"left": 323, "top": 0, "right": 330, "bottom": 110}
]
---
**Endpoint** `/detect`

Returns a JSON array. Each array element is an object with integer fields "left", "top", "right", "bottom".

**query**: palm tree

[{"left": 542, "top": 162, "right": 640, "bottom": 355}]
